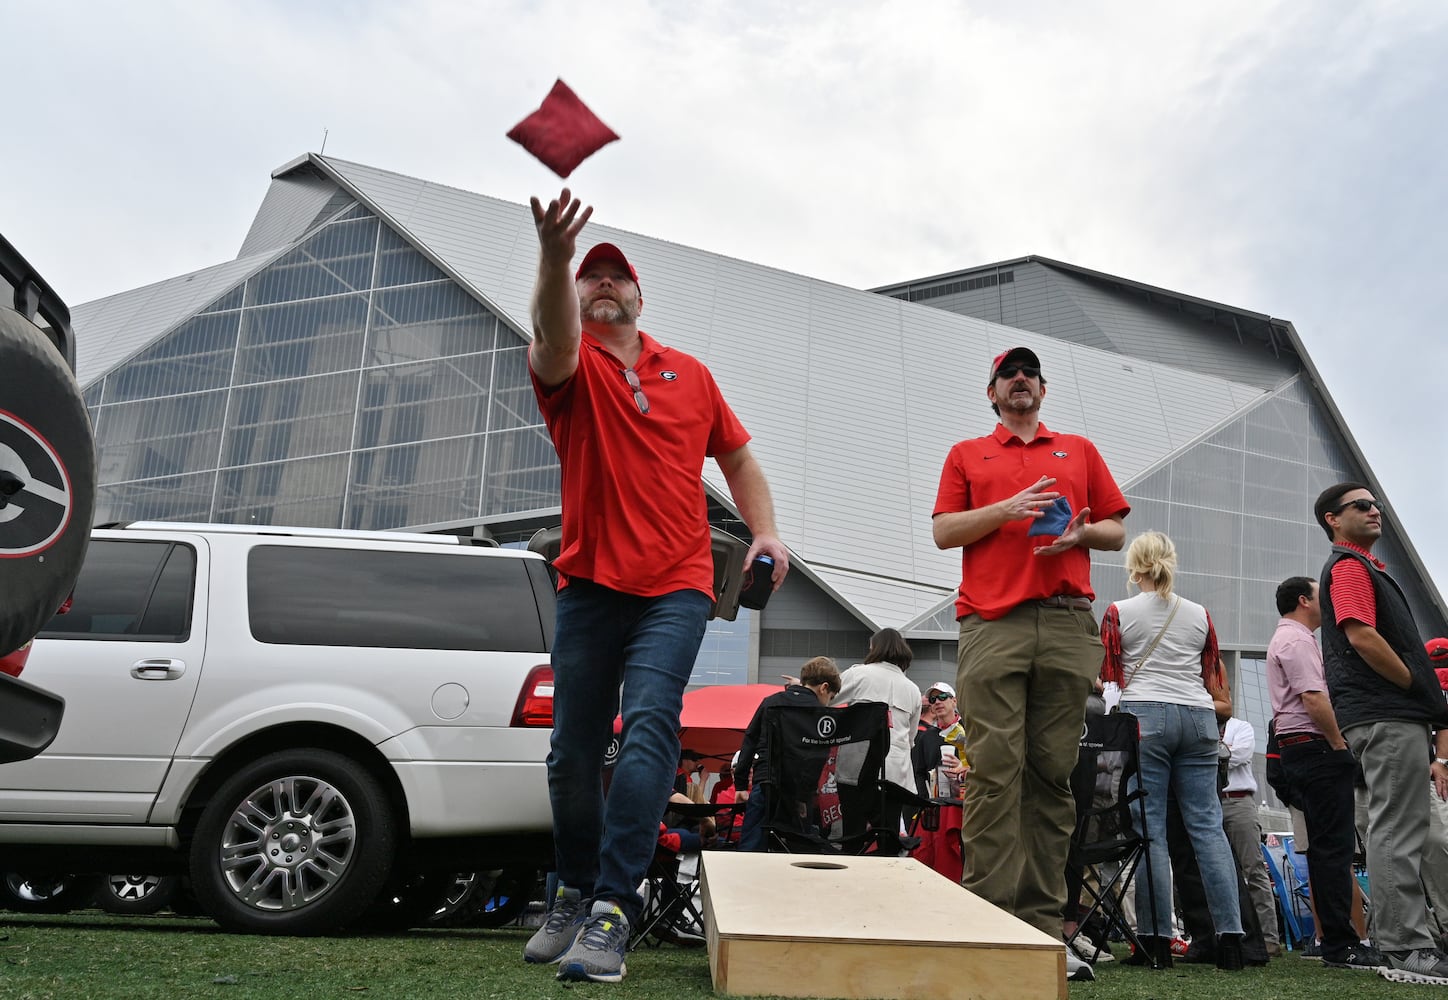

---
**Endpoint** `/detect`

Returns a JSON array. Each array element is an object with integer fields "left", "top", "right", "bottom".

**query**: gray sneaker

[
  {"left": 523, "top": 887, "right": 587, "bottom": 964},
  {"left": 557, "top": 900, "right": 631, "bottom": 983},
  {"left": 1381, "top": 948, "right": 1448, "bottom": 985}
]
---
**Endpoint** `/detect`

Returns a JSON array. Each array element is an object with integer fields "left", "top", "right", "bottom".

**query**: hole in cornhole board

[{"left": 789, "top": 861, "right": 848, "bottom": 871}]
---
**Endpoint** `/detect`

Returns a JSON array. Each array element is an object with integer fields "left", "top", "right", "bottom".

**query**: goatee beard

[{"left": 584, "top": 299, "right": 635, "bottom": 324}]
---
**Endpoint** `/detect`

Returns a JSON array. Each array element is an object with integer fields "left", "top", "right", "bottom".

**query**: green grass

[{"left": 2, "top": 914, "right": 1447, "bottom": 1000}]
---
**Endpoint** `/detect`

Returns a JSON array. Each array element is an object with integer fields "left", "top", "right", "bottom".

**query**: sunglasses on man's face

[
  {"left": 995, "top": 364, "right": 1040, "bottom": 381},
  {"left": 928, "top": 693, "right": 953, "bottom": 704},
  {"left": 1332, "top": 498, "right": 1385, "bottom": 516}
]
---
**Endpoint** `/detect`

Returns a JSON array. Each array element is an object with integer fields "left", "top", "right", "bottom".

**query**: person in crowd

[
  {"left": 834, "top": 629, "right": 924, "bottom": 803},
  {"left": 1100, "top": 530, "right": 1244, "bottom": 971},
  {"left": 733, "top": 657, "right": 842, "bottom": 851},
  {"left": 709, "top": 763, "right": 735, "bottom": 806},
  {"left": 673, "top": 749, "right": 705, "bottom": 798},
  {"left": 912, "top": 681, "right": 966, "bottom": 799},
  {"left": 1422, "top": 641, "right": 1448, "bottom": 947},
  {"left": 522, "top": 189, "right": 789, "bottom": 984},
  {"left": 1316, "top": 482, "right": 1448, "bottom": 984},
  {"left": 1218, "top": 714, "right": 1281, "bottom": 957},
  {"left": 1266, "top": 575, "right": 1383, "bottom": 969},
  {"left": 931, "top": 346, "right": 1127, "bottom": 987}
]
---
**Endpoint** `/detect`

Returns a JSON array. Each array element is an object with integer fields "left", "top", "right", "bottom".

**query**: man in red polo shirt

[
  {"left": 932, "top": 347, "right": 1128, "bottom": 952},
  {"left": 1316, "top": 482, "right": 1448, "bottom": 983},
  {"left": 521, "top": 188, "right": 788, "bottom": 985}
]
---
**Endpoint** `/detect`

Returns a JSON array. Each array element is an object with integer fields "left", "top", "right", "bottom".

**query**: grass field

[{"left": 2, "top": 912, "right": 1448, "bottom": 999}]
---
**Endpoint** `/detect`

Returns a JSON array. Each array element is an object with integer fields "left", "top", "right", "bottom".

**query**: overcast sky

[{"left": 7, "top": 1, "right": 1447, "bottom": 599}]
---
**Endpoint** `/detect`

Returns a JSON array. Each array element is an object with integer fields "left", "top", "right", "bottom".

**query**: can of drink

[{"left": 739, "top": 555, "right": 775, "bottom": 611}]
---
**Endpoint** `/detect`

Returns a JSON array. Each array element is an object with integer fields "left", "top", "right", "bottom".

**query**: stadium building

[{"left": 71, "top": 153, "right": 1447, "bottom": 786}]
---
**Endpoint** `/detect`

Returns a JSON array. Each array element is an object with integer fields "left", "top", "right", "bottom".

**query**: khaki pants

[{"left": 957, "top": 602, "right": 1100, "bottom": 937}]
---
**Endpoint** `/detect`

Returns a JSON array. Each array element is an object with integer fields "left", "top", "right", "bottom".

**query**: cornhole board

[{"left": 701, "top": 852, "right": 1065, "bottom": 1000}]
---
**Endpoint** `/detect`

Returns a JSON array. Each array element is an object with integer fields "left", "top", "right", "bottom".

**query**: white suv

[{"left": 1, "top": 522, "right": 556, "bottom": 934}]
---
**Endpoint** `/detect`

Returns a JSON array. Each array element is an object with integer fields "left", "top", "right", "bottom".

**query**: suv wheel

[
  {"left": 94, "top": 873, "right": 181, "bottom": 915},
  {"left": 189, "top": 749, "right": 396, "bottom": 935},
  {"left": 0, "top": 872, "right": 102, "bottom": 913}
]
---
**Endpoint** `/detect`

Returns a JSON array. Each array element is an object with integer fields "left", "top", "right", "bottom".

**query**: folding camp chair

[
  {"left": 1277, "top": 835, "right": 1317, "bottom": 945},
  {"left": 1262, "top": 841, "right": 1307, "bottom": 950},
  {"left": 1066, "top": 710, "right": 1162, "bottom": 968},
  {"left": 630, "top": 799, "right": 742, "bottom": 950},
  {"left": 759, "top": 701, "right": 924, "bottom": 856}
]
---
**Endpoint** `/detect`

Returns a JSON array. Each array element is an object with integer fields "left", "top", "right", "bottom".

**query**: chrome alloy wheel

[{"left": 218, "top": 775, "right": 357, "bottom": 911}]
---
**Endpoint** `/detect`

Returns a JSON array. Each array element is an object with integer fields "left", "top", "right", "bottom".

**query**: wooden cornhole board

[{"left": 701, "top": 852, "right": 1065, "bottom": 1000}]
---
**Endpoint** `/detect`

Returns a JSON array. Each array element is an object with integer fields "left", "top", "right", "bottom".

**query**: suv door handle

[{"left": 131, "top": 658, "right": 187, "bottom": 680}]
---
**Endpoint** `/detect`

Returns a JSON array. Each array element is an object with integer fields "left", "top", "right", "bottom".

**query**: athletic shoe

[
  {"left": 1380, "top": 948, "right": 1448, "bottom": 985},
  {"left": 1322, "top": 942, "right": 1386, "bottom": 971},
  {"left": 557, "top": 900, "right": 631, "bottom": 983},
  {"left": 1065, "top": 947, "right": 1095, "bottom": 982},
  {"left": 523, "top": 886, "right": 587, "bottom": 964},
  {"left": 1068, "top": 935, "right": 1113, "bottom": 964}
]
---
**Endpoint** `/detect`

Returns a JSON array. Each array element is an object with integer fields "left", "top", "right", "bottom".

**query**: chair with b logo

[{"left": 758, "top": 701, "right": 922, "bottom": 856}]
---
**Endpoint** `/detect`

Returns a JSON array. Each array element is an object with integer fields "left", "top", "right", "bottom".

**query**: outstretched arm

[
  {"left": 716, "top": 444, "right": 789, "bottom": 590},
  {"left": 528, "top": 188, "right": 593, "bottom": 387}
]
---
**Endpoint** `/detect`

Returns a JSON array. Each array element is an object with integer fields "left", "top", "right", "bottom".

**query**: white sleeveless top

[{"left": 1116, "top": 590, "right": 1214, "bottom": 710}]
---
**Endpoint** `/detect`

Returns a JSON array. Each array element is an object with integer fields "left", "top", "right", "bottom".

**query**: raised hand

[
  {"left": 529, "top": 188, "right": 593, "bottom": 265},
  {"left": 998, "top": 476, "right": 1061, "bottom": 522},
  {"left": 1033, "top": 506, "right": 1092, "bottom": 556}
]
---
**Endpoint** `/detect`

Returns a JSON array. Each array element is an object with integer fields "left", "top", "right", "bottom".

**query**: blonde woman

[{"left": 1099, "top": 531, "right": 1243, "bottom": 971}]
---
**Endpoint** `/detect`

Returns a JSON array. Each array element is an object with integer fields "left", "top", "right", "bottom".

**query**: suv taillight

[{"left": 512, "top": 665, "right": 554, "bottom": 727}]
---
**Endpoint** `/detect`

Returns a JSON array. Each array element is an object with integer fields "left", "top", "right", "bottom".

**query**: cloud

[{"left": 5, "top": 0, "right": 1447, "bottom": 598}]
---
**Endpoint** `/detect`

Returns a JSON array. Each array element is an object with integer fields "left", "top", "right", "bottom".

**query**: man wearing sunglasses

[
  {"left": 932, "top": 346, "right": 1128, "bottom": 961},
  {"left": 1315, "top": 482, "right": 1448, "bottom": 984},
  {"left": 523, "top": 189, "right": 790, "bottom": 984}
]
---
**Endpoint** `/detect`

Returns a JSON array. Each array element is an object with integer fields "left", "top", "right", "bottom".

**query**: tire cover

[{"left": 0, "top": 307, "right": 96, "bottom": 656}]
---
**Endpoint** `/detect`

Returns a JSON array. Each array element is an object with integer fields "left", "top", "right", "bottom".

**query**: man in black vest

[{"left": 1315, "top": 482, "right": 1448, "bottom": 984}]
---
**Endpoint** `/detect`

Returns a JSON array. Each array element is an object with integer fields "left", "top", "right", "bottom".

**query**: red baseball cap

[
  {"left": 987, "top": 347, "right": 1041, "bottom": 386},
  {"left": 575, "top": 242, "right": 640, "bottom": 290},
  {"left": 1427, "top": 637, "right": 1448, "bottom": 661}
]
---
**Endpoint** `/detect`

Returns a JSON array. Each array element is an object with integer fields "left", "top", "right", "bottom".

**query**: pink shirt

[{"left": 1267, "top": 617, "right": 1326, "bottom": 736}]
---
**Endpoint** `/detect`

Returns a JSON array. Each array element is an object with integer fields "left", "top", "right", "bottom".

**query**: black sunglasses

[
  {"left": 1332, "top": 498, "right": 1385, "bottom": 516},
  {"left": 927, "top": 692, "right": 953, "bottom": 703},
  {"left": 996, "top": 364, "right": 1041, "bottom": 380},
  {"left": 621, "top": 368, "right": 649, "bottom": 415}
]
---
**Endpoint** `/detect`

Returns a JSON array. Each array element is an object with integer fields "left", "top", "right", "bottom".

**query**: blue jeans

[
  {"left": 547, "top": 579, "right": 711, "bottom": 925},
  {"left": 1128, "top": 701, "right": 1243, "bottom": 937}
]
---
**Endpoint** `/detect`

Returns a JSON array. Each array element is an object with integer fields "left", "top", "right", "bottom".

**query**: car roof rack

[{"left": 0, "top": 232, "right": 76, "bottom": 372}]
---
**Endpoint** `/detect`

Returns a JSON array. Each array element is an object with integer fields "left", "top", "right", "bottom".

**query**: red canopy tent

[{"left": 612, "top": 683, "right": 783, "bottom": 766}]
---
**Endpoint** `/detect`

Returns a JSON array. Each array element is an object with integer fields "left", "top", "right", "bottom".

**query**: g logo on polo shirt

[
  {"left": 1052, "top": 451, "right": 1068, "bottom": 458},
  {"left": 660, "top": 371, "right": 678, "bottom": 381}
]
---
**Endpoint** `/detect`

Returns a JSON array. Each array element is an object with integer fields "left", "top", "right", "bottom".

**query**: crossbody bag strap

[{"left": 1123, "top": 596, "right": 1181, "bottom": 692}]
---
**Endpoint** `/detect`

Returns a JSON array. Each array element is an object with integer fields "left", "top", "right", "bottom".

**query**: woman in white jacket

[{"left": 834, "top": 628, "right": 923, "bottom": 796}]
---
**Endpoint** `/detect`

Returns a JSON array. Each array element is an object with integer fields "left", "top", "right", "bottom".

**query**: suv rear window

[
  {"left": 248, "top": 545, "right": 546, "bottom": 652},
  {"left": 38, "top": 540, "right": 197, "bottom": 640}
]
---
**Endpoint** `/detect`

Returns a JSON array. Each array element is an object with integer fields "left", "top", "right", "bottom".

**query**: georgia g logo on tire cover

[{"left": 0, "top": 409, "right": 73, "bottom": 558}]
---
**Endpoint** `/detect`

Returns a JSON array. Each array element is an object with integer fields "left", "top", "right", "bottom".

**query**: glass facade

[
  {"left": 1089, "top": 376, "right": 1445, "bottom": 646},
  {"left": 85, "top": 205, "right": 559, "bottom": 530}
]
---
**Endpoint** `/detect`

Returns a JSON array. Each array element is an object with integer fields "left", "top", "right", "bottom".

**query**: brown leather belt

[
  {"left": 1222, "top": 790, "right": 1252, "bottom": 799},
  {"left": 1038, "top": 595, "right": 1092, "bottom": 611}
]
